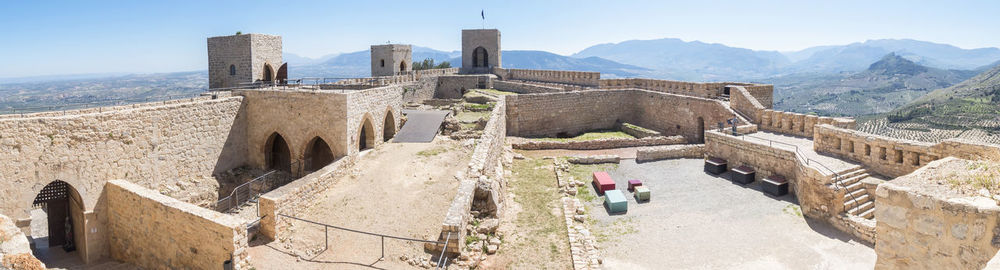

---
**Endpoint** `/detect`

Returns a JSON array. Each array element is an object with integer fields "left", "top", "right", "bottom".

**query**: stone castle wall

[
  {"left": 370, "top": 44, "right": 412, "bottom": 77},
  {"left": 759, "top": 109, "right": 855, "bottom": 138},
  {"left": 345, "top": 85, "right": 404, "bottom": 155},
  {"left": 730, "top": 85, "right": 767, "bottom": 123},
  {"left": 504, "top": 89, "right": 740, "bottom": 143},
  {"left": 0, "top": 96, "right": 248, "bottom": 223},
  {"left": 814, "top": 124, "right": 1000, "bottom": 178},
  {"left": 106, "top": 180, "right": 249, "bottom": 270},
  {"left": 492, "top": 80, "right": 567, "bottom": 94},
  {"left": 207, "top": 34, "right": 282, "bottom": 89},
  {"left": 436, "top": 75, "right": 494, "bottom": 99},
  {"left": 495, "top": 68, "right": 600, "bottom": 87},
  {"left": 599, "top": 79, "right": 768, "bottom": 100},
  {"left": 258, "top": 156, "right": 356, "bottom": 241},
  {"left": 238, "top": 90, "right": 349, "bottom": 170},
  {"left": 874, "top": 158, "right": 1000, "bottom": 269}
]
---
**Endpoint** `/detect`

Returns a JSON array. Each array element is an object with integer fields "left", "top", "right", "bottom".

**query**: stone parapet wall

[
  {"left": 258, "top": 156, "right": 355, "bottom": 241},
  {"left": 758, "top": 109, "right": 855, "bottom": 138},
  {"left": 495, "top": 68, "right": 599, "bottom": 87},
  {"left": 635, "top": 144, "right": 705, "bottom": 162},
  {"left": 742, "top": 84, "right": 774, "bottom": 109},
  {"left": 599, "top": 79, "right": 770, "bottom": 100},
  {"left": 330, "top": 68, "right": 459, "bottom": 87},
  {"left": 345, "top": 84, "right": 405, "bottom": 156},
  {"left": 511, "top": 136, "right": 685, "bottom": 150},
  {"left": 105, "top": 180, "right": 249, "bottom": 270},
  {"left": 874, "top": 158, "right": 1000, "bottom": 269},
  {"left": 438, "top": 99, "right": 507, "bottom": 254},
  {"left": 436, "top": 75, "right": 494, "bottom": 99},
  {"left": 814, "top": 124, "right": 1000, "bottom": 178},
  {"left": 493, "top": 80, "right": 567, "bottom": 94},
  {"left": 0, "top": 93, "right": 227, "bottom": 120},
  {"left": 619, "top": 122, "right": 662, "bottom": 138}
]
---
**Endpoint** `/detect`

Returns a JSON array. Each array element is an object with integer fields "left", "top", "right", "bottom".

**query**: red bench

[{"left": 593, "top": 171, "right": 615, "bottom": 195}]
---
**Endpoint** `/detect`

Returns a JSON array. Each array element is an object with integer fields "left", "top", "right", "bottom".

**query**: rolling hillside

[{"left": 888, "top": 63, "right": 1000, "bottom": 130}]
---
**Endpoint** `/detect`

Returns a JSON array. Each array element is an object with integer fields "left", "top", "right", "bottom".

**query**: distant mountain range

[
  {"left": 768, "top": 53, "right": 977, "bottom": 116},
  {"left": 887, "top": 62, "right": 1000, "bottom": 130}
]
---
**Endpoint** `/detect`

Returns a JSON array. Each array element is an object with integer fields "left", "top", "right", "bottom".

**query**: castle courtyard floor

[
  {"left": 248, "top": 138, "right": 473, "bottom": 269},
  {"left": 585, "top": 158, "right": 876, "bottom": 269}
]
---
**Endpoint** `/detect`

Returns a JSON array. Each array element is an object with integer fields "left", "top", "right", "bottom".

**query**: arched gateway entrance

[
  {"left": 383, "top": 111, "right": 396, "bottom": 142},
  {"left": 265, "top": 133, "right": 292, "bottom": 172},
  {"left": 29, "top": 180, "right": 85, "bottom": 262},
  {"left": 359, "top": 117, "right": 375, "bottom": 151}
]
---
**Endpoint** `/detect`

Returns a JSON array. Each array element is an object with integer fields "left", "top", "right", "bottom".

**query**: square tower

[
  {"left": 461, "top": 29, "right": 501, "bottom": 74},
  {"left": 370, "top": 44, "right": 413, "bottom": 77},
  {"left": 207, "top": 33, "right": 284, "bottom": 89}
]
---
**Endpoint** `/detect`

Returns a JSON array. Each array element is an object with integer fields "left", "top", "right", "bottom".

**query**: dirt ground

[
  {"left": 517, "top": 147, "right": 645, "bottom": 159},
  {"left": 248, "top": 138, "right": 473, "bottom": 269},
  {"left": 580, "top": 159, "right": 876, "bottom": 270}
]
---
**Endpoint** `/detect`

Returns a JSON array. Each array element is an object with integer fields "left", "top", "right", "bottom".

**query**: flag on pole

[{"left": 481, "top": 10, "right": 485, "bottom": 20}]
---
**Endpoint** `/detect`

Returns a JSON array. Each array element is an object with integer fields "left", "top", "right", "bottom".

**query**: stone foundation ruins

[{"left": 2, "top": 28, "right": 999, "bottom": 269}]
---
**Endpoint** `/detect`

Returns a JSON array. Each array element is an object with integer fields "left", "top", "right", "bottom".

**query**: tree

[{"left": 412, "top": 59, "right": 451, "bottom": 70}]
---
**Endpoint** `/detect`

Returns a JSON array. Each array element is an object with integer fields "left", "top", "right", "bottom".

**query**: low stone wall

[
  {"left": 0, "top": 214, "right": 44, "bottom": 270},
  {"left": 620, "top": 122, "right": 662, "bottom": 138},
  {"left": 567, "top": 155, "right": 621, "bottom": 164},
  {"left": 437, "top": 99, "right": 508, "bottom": 254},
  {"left": 512, "top": 135, "right": 685, "bottom": 150},
  {"left": 497, "top": 68, "right": 600, "bottom": 87},
  {"left": 599, "top": 78, "right": 770, "bottom": 101},
  {"left": 635, "top": 144, "right": 705, "bottom": 162},
  {"left": 874, "top": 157, "right": 1000, "bottom": 269},
  {"left": 492, "top": 80, "right": 566, "bottom": 94},
  {"left": 105, "top": 180, "right": 249, "bottom": 270},
  {"left": 436, "top": 75, "right": 494, "bottom": 99},
  {"left": 814, "top": 124, "right": 1000, "bottom": 178},
  {"left": 729, "top": 86, "right": 766, "bottom": 123},
  {"left": 258, "top": 156, "right": 355, "bottom": 240},
  {"left": 758, "top": 109, "right": 855, "bottom": 138}
]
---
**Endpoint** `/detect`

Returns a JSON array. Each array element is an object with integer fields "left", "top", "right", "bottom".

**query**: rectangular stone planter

[
  {"left": 604, "top": 190, "right": 628, "bottom": 213},
  {"left": 634, "top": 186, "right": 650, "bottom": 202},
  {"left": 705, "top": 157, "right": 727, "bottom": 175},
  {"left": 592, "top": 171, "right": 615, "bottom": 195},
  {"left": 761, "top": 175, "right": 788, "bottom": 196},
  {"left": 731, "top": 165, "right": 755, "bottom": 185}
]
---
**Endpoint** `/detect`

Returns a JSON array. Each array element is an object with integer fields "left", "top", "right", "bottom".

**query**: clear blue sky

[{"left": 1, "top": 0, "right": 997, "bottom": 78}]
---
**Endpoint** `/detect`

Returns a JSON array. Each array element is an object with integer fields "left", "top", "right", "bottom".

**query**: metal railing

[
  {"left": 279, "top": 214, "right": 452, "bottom": 269},
  {"left": 216, "top": 161, "right": 301, "bottom": 213},
  {"left": 729, "top": 131, "right": 860, "bottom": 213}
]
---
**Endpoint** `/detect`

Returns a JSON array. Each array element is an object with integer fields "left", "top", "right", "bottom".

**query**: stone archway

[
  {"left": 399, "top": 61, "right": 407, "bottom": 73},
  {"left": 29, "top": 180, "right": 86, "bottom": 263},
  {"left": 263, "top": 63, "right": 274, "bottom": 82},
  {"left": 697, "top": 116, "right": 706, "bottom": 143},
  {"left": 473, "top": 47, "right": 488, "bottom": 67},
  {"left": 276, "top": 63, "right": 288, "bottom": 83},
  {"left": 383, "top": 109, "right": 396, "bottom": 142},
  {"left": 304, "top": 137, "right": 335, "bottom": 172},
  {"left": 359, "top": 117, "right": 375, "bottom": 151},
  {"left": 265, "top": 132, "right": 291, "bottom": 172}
]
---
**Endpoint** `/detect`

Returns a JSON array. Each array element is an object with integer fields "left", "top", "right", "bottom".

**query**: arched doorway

[
  {"left": 304, "top": 137, "right": 335, "bottom": 172},
  {"left": 29, "top": 180, "right": 85, "bottom": 262},
  {"left": 473, "top": 47, "right": 488, "bottom": 67},
  {"left": 276, "top": 63, "right": 288, "bottom": 83},
  {"left": 359, "top": 118, "right": 375, "bottom": 151},
  {"left": 265, "top": 133, "right": 291, "bottom": 172},
  {"left": 383, "top": 111, "right": 396, "bottom": 142},
  {"left": 697, "top": 117, "right": 706, "bottom": 143},
  {"left": 263, "top": 64, "right": 274, "bottom": 82},
  {"left": 399, "top": 61, "right": 407, "bottom": 73}
]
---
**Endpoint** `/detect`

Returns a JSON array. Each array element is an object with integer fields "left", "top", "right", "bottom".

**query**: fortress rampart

[
  {"left": 494, "top": 68, "right": 600, "bottom": 87},
  {"left": 599, "top": 78, "right": 773, "bottom": 105}
]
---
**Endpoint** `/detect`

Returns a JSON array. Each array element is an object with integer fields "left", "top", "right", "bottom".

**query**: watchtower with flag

[{"left": 461, "top": 28, "right": 501, "bottom": 74}]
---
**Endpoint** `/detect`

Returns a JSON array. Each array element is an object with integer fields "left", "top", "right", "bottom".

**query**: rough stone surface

[
  {"left": 370, "top": 44, "right": 412, "bottom": 77},
  {"left": 635, "top": 144, "right": 705, "bottom": 162},
  {"left": 207, "top": 33, "right": 282, "bottom": 89},
  {"left": 512, "top": 136, "right": 686, "bottom": 150},
  {"left": 0, "top": 214, "right": 43, "bottom": 270}
]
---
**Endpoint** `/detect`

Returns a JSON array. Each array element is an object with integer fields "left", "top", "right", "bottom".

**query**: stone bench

[
  {"left": 604, "top": 190, "right": 628, "bottom": 214},
  {"left": 761, "top": 175, "right": 788, "bottom": 196},
  {"left": 705, "top": 157, "right": 727, "bottom": 175},
  {"left": 731, "top": 165, "right": 756, "bottom": 185}
]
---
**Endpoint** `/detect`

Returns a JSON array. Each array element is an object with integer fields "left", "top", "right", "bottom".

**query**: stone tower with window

[
  {"left": 370, "top": 44, "right": 412, "bottom": 77},
  {"left": 207, "top": 33, "right": 283, "bottom": 89},
  {"left": 461, "top": 29, "right": 501, "bottom": 74}
]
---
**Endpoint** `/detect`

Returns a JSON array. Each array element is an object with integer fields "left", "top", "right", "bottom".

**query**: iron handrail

[
  {"left": 733, "top": 132, "right": 859, "bottom": 213},
  {"left": 278, "top": 214, "right": 452, "bottom": 269},
  {"left": 216, "top": 160, "right": 301, "bottom": 213}
]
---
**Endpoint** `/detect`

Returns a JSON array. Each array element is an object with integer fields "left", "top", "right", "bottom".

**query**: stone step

[
  {"left": 848, "top": 200, "right": 874, "bottom": 215},
  {"left": 835, "top": 173, "right": 869, "bottom": 187},
  {"left": 841, "top": 176, "right": 869, "bottom": 192},
  {"left": 836, "top": 167, "right": 867, "bottom": 179},
  {"left": 858, "top": 207, "right": 876, "bottom": 219},
  {"left": 843, "top": 193, "right": 870, "bottom": 209}
]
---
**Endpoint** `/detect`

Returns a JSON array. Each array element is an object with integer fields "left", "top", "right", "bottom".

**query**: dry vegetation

[
  {"left": 534, "top": 131, "right": 636, "bottom": 142},
  {"left": 491, "top": 157, "right": 572, "bottom": 269}
]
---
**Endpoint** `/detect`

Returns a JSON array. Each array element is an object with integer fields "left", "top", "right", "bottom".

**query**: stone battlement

[{"left": 495, "top": 68, "right": 600, "bottom": 87}]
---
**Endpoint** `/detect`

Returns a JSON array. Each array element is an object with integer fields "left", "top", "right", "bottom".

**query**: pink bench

[{"left": 592, "top": 171, "right": 615, "bottom": 195}]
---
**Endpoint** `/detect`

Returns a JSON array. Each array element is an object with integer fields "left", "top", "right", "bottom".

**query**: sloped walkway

[
  {"left": 393, "top": 110, "right": 450, "bottom": 143},
  {"left": 741, "top": 131, "right": 861, "bottom": 174}
]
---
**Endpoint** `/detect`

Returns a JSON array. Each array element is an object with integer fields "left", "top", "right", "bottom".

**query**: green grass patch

[
  {"left": 416, "top": 147, "right": 448, "bottom": 157},
  {"left": 455, "top": 111, "right": 490, "bottom": 122},
  {"left": 566, "top": 161, "right": 618, "bottom": 202},
  {"left": 783, "top": 204, "right": 803, "bottom": 217},
  {"left": 534, "top": 130, "right": 635, "bottom": 142},
  {"left": 463, "top": 102, "right": 494, "bottom": 111},
  {"left": 622, "top": 122, "right": 658, "bottom": 134},
  {"left": 506, "top": 158, "right": 572, "bottom": 268},
  {"left": 476, "top": 88, "right": 517, "bottom": 96}
]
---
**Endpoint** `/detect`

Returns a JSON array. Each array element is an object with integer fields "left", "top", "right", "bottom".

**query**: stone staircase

[{"left": 835, "top": 167, "right": 876, "bottom": 220}]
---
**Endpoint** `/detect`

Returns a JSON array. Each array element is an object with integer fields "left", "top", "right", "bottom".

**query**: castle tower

[
  {"left": 461, "top": 29, "right": 501, "bottom": 74},
  {"left": 370, "top": 44, "right": 413, "bottom": 77},
  {"left": 207, "top": 33, "right": 284, "bottom": 89}
]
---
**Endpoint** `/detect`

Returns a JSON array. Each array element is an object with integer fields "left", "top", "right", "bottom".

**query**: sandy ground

[
  {"left": 249, "top": 138, "right": 472, "bottom": 269},
  {"left": 582, "top": 159, "right": 876, "bottom": 270}
]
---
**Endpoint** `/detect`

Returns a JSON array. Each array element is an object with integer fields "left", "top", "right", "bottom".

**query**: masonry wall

[
  {"left": 0, "top": 214, "right": 44, "bottom": 269},
  {"left": 759, "top": 110, "right": 855, "bottom": 138},
  {"left": 208, "top": 34, "right": 252, "bottom": 89},
  {"left": 461, "top": 29, "right": 501, "bottom": 73},
  {"left": 492, "top": 80, "right": 567, "bottom": 94},
  {"left": 730, "top": 85, "right": 766, "bottom": 123},
  {"left": 496, "top": 68, "right": 600, "bottom": 87},
  {"left": 258, "top": 156, "right": 355, "bottom": 240},
  {"left": 106, "top": 180, "right": 249, "bottom": 270},
  {"left": 436, "top": 75, "right": 493, "bottom": 99},
  {"left": 370, "top": 44, "right": 412, "bottom": 77},
  {"left": 345, "top": 85, "right": 404, "bottom": 155},
  {"left": 250, "top": 34, "right": 283, "bottom": 82},
  {"left": 874, "top": 158, "right": 1000, "bottom": 269},
  {"left": 0, "top": 96, "right": 247, "bottom": 233},
  {"left": 631, "top": 90, "right": 742, "bottom": 143},
  {"left": 238, "top": 90, "right": 347, "bottom": 173}
]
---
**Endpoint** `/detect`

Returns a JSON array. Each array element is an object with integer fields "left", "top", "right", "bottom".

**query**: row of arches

[
  {"left": 230, "top": 63, "right": 288, "bottom": 82},
  {"left": 263, "top": 109, "right": 398, "bottom": 173}
]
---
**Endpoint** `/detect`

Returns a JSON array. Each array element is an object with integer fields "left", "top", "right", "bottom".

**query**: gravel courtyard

[{"left": 580, "top": 158, "right": 876, "bottom": 270}]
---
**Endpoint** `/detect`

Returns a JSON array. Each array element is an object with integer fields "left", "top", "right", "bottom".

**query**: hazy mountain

[
  {"left": 283, "top": 53, "right": 338, "bottom": 67},
  {"left": 887, "top": 62, "right": 1000, "bottom": 130},
  {"left": 572, "top": 38, "right": 791, "bottom": 80},
  {"left": 0, "top": 71, "right": 208, "bottom": 113},
  {"left": 291, "top": 47, "right": 647, "bottom": 78},
  {"left": 786, "top": 39, "right": 1000, "bottom": 73},
  {"left": 769, "top": 53, "right": 975, "bottom": 116}
]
